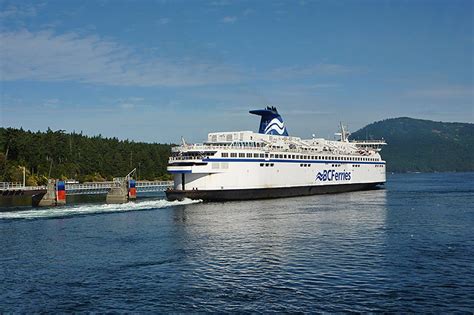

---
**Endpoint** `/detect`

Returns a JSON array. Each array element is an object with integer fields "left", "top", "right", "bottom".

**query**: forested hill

[
  {"left": 0, "top": 128, "right": 172, "bottom": 185},
  {"left": 350, "top": 117, "right": 474, "bottom": 172}
]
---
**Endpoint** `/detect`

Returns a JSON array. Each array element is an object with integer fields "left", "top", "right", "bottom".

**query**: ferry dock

[{"left": 0, "top": 177, "right": 173, "bottom": 207}]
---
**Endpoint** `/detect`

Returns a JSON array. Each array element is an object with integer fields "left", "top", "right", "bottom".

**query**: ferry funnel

[{"left": 250, "top": 106, "right": 289, "bottom": 136}]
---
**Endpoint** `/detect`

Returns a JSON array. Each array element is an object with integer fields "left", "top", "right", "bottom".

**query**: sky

[{"left": 0, "top": 0, "right": 472, "bottom": 143}]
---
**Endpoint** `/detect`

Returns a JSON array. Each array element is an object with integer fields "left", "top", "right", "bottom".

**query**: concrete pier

[
  {"left": 106, "top": 178, "right": 129, "bottom": 204},
  {"left": 37, "top": 179, "right": 58, "bottom": 207}
]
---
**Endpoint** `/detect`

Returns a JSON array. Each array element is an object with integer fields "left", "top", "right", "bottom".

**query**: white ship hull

[{"left": 166, "top": 155, "right": 385, "bottom": 201}]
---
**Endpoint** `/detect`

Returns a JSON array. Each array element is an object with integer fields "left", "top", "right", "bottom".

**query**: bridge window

[
  {"left": 239, "top": 153, "right": 245, "bottom": 158},
  {"left": 221, "top": 152, "right": 228, "bottom": 157},
  {"left": 247, "top": 153, "right": 252, "bottom": 158},
  {"left": 254, "top": 153, "right": 259, "bottom": 158},
  {"left": 230, "top": 153, "right": 237, "bottom": 157}
]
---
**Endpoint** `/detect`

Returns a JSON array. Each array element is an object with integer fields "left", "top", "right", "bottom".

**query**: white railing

[
  {"left": 0, "top": 181, "right": 173, "bottom": 194},
  {"left": 351, "top": 140, "right": 386, "bottom": 144},
  {"left": 136, "top": 181, "right": 172, "bottom": 187},
  {"left": 66, "top": 181, "right": 173, "bottom": 194},
  {"left": 171, "top": 143, "right": 345, "bottom": 155},
  {"left": 0, "top": 182, "right": 24, "bottom": 190},
  {"left": 0, "top": 182, "right": 47, "bottom": 191},
  {"left": 169, "top": 150, "right": 383, "bottom": 163}
]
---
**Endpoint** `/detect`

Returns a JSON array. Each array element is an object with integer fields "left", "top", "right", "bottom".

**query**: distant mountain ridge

[{"left": 350, "top": 117, "right": 474, "bottom": 172}]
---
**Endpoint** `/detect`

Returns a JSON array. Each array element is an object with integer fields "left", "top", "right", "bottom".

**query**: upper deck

[
  {"left": 170, "top": 107, "right": 386, "bottom": 163},
  {"left": 170, "top": 130, "right": 385, "bottom": 163}
]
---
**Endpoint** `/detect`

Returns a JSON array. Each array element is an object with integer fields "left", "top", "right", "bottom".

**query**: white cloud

[
  {"left": 243, "top": 9, "right": 255, "bottom": 16},
  {"left": 0, "top": 4, "right": 37, "bottom": 19},
  {"left": 407, "top": 86, "right": 473, "bottom": 98},
  {"left": 221, "top": 16, "right": 237, "bottom": 24},
  {"left": 128, "top": 97, "right": 144, "bottom": 102},
  {"left": 0, "top": 30, "right": 359, "bottom": 89},
  {"left": 0, "top": 30, "right": 243, "bottom": 87},
  {"left": 42, "top": 98, "right": 60, "bottom": 109},
  {"left": 312, "top": 83, "right": 340, "bottom": 88},
  {"left": 157, "top": 18, "right": 170, "bottom": 25},
  {"left": 210, "top": 0, "right": 231, "bottom": 6},
  {"left": 267, "top": 63, "right": 358, "bottom": 80},
  {"left": 119, "top": 103, "right": 135, "bottom": 110}
]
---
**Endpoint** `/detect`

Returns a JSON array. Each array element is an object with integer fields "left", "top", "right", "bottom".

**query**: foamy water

[{"left": 0, "top": 198, "right": 202, "bottom": 220}]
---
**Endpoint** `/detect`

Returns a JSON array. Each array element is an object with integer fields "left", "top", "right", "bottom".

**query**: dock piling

[
  {"left": 106, "top": 178, "right": 128, "bottom": 204},
  {"left": 36, "top": 179, "right": 64, "bottom": 207},
  {"left": 128, "top": 179, "right": 137, "bottom": 200}
]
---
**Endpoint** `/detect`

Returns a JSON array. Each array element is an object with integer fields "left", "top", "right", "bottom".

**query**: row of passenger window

[
  {"left": 259, "top": 163, "right": 274, "bottom": 167},
  {"left": 221, "top": 152, "right": 380, "bottom": 162}
]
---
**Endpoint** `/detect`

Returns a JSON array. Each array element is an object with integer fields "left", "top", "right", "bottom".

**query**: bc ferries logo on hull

[{"left": 316, "top": 170, "right": 352, "bottom": 182}]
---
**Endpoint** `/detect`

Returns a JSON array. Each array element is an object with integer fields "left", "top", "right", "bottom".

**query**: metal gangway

[
  {"left": 0, "top": 181, "right": 173, "bottom": 196},
  {"left": 65, "top": 181, "right": 173, "bottom": 195},
  {"left": 0, "top": 182, "right": 47, "bottom": 196}
]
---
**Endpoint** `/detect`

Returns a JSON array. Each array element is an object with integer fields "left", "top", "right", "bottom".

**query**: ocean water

[{"left": 0, "top": 173, "right": 473, "bottom": 312}]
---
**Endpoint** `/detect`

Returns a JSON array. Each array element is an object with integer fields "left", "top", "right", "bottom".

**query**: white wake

[{"left": 0, "top": 198, "right": 202, "bottom": 220}]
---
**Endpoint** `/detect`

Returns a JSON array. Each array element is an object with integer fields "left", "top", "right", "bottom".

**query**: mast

[{"left": 335, "top": 122, "right": 350, "bottom": 142}]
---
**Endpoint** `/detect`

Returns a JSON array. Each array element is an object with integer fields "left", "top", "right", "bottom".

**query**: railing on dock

[
  {"left": 65, "top": 182, "right": 114, "bottom": 195},
  {"left": 65, "top": 181, "right": 173, "bottom": 195},
  {"left": 0, "top": 181, "right": 173, "bottom": 195},
  {"left": 0, "top": 182, "right": 46, "bottom": 191}
]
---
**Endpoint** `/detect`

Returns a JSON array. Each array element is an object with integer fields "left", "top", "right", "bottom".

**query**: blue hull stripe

[
  {"left": 202, "top": 158, "right": 385, "bottom": 165},
  {"left": 168, "top": 170, "right": 192, "bottom": 174}
]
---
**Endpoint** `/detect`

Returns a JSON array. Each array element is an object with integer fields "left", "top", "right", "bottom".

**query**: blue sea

[{"left": 0, "top": 173, "right": 473, "bottom": 312}]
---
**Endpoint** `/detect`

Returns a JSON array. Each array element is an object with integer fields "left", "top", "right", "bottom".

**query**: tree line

[{"left": 0, "top": 127, "right": 173, "bottom": 185}]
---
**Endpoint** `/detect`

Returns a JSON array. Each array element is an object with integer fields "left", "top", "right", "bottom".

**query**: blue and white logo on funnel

[
  {"left": 264, "top": 117, "right": 286, "bottom": 135},
  {"left": 249, "top": 106, "right": 289, "bottom": 136}
]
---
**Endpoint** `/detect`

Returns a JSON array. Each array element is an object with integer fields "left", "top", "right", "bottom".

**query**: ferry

[{"left": 166, "top": 107, "right": 386, "bottom": 201}]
